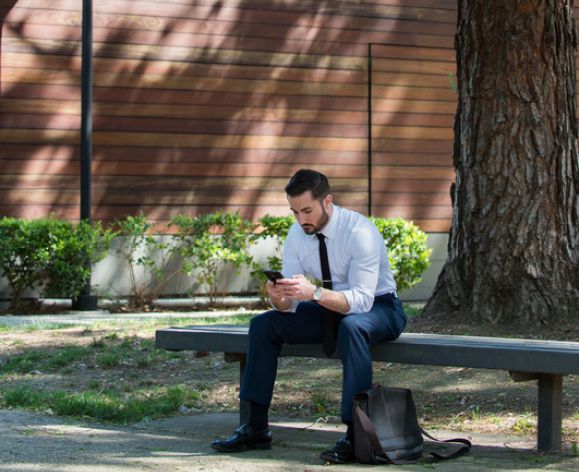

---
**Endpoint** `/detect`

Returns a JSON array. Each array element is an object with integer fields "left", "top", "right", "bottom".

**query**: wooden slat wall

[{"left": 1, "top": 0, "right": 459, "bottom": 232}]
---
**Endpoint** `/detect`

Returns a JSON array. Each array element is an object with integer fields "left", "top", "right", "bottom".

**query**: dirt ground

[{"left": 0, "top": 310, "right": 577, "bottom": 471}]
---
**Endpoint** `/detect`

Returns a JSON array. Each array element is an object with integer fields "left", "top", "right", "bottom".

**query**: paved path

[
  {"left": 0, "top": 308, "right": 257, "bottom": 327},
  {"left": 1, "top": 409, "right": 577, "bottom": 471}
]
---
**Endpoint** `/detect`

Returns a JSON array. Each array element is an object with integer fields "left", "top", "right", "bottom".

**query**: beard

[{"left": 301, "top": 207, "right": 330, "bottom": 235}]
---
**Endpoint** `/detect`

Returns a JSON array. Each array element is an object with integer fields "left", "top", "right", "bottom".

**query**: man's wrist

[{"left": 312, "top": 286, "right": 323, "bottom": 301}]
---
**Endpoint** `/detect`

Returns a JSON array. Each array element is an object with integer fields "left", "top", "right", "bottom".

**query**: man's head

[{"left": 285, "top": 169, "right": 333, "bottom": 235}]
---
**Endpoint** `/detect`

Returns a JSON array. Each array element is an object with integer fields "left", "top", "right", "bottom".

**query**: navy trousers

[{"left": 239, "top": 293, "right": 407, "bottom": 422}]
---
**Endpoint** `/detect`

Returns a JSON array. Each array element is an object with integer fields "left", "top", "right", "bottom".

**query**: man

[{"left": 211, "top": 169, "right": 406, "bottom": 464}]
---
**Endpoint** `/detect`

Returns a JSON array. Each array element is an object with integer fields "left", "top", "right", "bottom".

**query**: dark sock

[
  {"left": 249, "top": 401, "right": 269, "bottom": 431},
  {"left": 345, "top": 421, "right": 354, "bottom": 442}
]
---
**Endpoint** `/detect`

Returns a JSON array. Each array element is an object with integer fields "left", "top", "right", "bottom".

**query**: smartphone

[{"left": 263, "top": 270, "right": 284, "bottom": 284}]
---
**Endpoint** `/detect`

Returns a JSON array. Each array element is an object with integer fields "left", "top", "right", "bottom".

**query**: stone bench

[{"left": 155, "top": 325, "right": 579, "bottom": 452}]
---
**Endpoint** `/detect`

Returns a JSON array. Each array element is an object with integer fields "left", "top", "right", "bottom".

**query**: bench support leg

[
  {"left": 239, "top": 355, "right": 250, "bottom": 426},
  {"left": 224, "top": 353, "right": 250, "bottom": 426},
  {"left": 537, "top": 374, "right": 562, "bottom": 452}
]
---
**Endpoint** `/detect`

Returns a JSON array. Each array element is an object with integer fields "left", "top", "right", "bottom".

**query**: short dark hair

[{"left": 285, "top": 169, "right": 331, "bottom": 201}]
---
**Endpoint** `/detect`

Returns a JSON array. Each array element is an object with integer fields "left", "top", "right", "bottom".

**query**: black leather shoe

[
  {"left": 211, "top": 424, "right": 272, "bottom": 453},
  {"left": 319, "top": 436, "right": 355, "bottom": 464}
]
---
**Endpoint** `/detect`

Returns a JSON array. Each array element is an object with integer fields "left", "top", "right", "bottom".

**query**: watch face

[{"left": 313, "top": 286, "right": 322, "bottom": 300}]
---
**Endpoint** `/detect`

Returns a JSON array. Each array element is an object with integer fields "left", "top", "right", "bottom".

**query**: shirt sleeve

[
  {"left": 340, "top": 223, "right": 382, "bottom": 314},
  {"left": 278, "top": 224, "right": 303, "bottom": 313}
]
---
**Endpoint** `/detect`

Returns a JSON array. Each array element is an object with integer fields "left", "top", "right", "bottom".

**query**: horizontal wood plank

[
  {"left": 2, "top": 98, "right": 455, "bottom": 128},
  {"left": 1, "top": 98, "right": 370, "bottom": 125},
  {"left": 3, "top": 15, "right": 455, "bottom": 50},
  {"left": 0, "top": 144, "right": 367, "bottom": 166},
  {"left": 2, "top": 53, "right": 368, "bottom": 85},
  {"left": 0, "top": 158, "right": 368, "bottom": 178},
  {"left": 0, "top": 203, "right": 451, "bottom": 230},
  {"left": 4, "top": 84, "right": 369, "bottom": 111},
  {"left": 1, "top": 115, "right": 455, "bottom": 141},
  {"left": 3, "top": 1, "right": 457, "bottom": 33},
  {"left": 3, "top": 37, "right": 368, "bottom": 70},
  {"left": 0, "top": 129, "right": 369, "bottom": 152},
  {"left": 4, "top": 67, "right": 458, "bottom": 101},
  {"left": 372, "top": 125, "right": 453, "bottom": 141},
  {"left": 3, "top": 84, "right": 455, "bottom": 114},
  {"left": 0, "top": 174, "right": 452, "bottom": 194},
  {"left": 0, "top": 114, "right": 368, "bottom": 139},
  {"left": 372, "top": 57, "right": 456, "bottom": 74},
  {"left": 372, "top": 165, "right": 455, "bottom": 180},
  {"left": 1, "top": 188, "right": 451, "bottom": 208},
  {"left": 1, "top": 158, "right": 453, "bottom": 182}
]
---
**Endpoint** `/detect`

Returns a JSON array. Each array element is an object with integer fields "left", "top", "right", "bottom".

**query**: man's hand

[
  {"left": 273, "top": 274, "right": 316, "bottom": 302},
  {"left": 266, "top": 278, "right": 293, "bottom": 311},
  {"left": 269, "top": 275, "right": 351, "bottom": 314}
]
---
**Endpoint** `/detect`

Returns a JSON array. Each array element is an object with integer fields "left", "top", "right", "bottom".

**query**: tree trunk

[{"left": 424, "top": 0, "right": 579, "bottom": 326}]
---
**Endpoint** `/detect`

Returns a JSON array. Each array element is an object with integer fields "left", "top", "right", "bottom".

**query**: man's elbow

[{"left": 348, "top": 293, "right": 374, "bottom": 314}]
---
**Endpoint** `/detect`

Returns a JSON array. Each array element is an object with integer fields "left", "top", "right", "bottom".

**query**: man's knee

[
  {"left": 337, "top": 315, "right": 368, "bottom": 343},
  {"left": 340, "top": 313, "right": 365, "bottom": 331},
  {"left": 249, "top": 310, "right": 280, "bottom": 337}
]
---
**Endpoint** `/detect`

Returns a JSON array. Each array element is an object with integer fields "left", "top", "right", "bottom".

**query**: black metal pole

[
  {"left": 367, "top": 43, "right": 373, "bottom": 216},
  {"left": 74, "top": 0, "right": 98, "bottom": 310},
  {"left": 80, "top": 0, "right": 93, "bottom": 223}
]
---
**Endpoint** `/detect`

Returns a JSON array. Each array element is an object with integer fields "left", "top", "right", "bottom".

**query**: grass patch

[
  {"left": 114, "top": 313, "right": 257, "bottom": 330},
  {"left": 2, "top": 385, "right": 45, "bottom": 408},
  {"left": 0, "top": 310, "right": 316, "bottom": 334},
  {"left": 1, "top": 332, "right": 185, "bottom": 377},
  {"left": 188, "top": 313, "right": 256, "bottom": 325},
  {"left": 311, "top": 391, "right": 335, "bottom": 416},
  {"left": 0, "top": 385, "right": 201, "bottom": 423},
  {"left": 1, "top": 346, "right": 94, "bottom": 374},
  {"left": 0, "top": 322, "right": 81, "bottom": 333},
  {"left": 96, "top": 351, "right": 123, "bottom": 369},
  {"left": 511, "top": 414, "right": 536, "bottom": 434},
  {"left": 402, "top": 303, "right": 423, "bottom": 318},
  {"left": 5, "top": 313, "right": 259, "bottom": 334},
  {"left": 46, "top": 346, "right": 89, "bottom": 369},
  {"left": 22, "top": 323, "right": 82, "bottom": 332},
  {"left": 1, "top": 351, "right": 45, "bottom": 374}
]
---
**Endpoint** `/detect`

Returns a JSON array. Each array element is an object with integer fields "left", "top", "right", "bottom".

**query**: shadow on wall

[
  {"left": 0, "top": 0, "right": 409, "bottom": 225},
  {"left": 0, "top": 1, "right": 459, "bottom": 233},
  {"left": 0, "top": 1, "right": 18, "bottom": 96},
  {"left": 87, "top": 0, "right": 380, "bottom": 225},
  {"left": 1, "top": 1, "right": 82, "bottom": 219}
]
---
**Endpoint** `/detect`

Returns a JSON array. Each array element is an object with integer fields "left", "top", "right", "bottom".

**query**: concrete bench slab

[{"left": 156, "top": 325, "right": 579, "bottom": 452}]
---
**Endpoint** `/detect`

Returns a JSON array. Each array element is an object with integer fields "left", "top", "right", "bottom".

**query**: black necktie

[{"left": 316, "top": 233, "right": 337, "bottom": 356}]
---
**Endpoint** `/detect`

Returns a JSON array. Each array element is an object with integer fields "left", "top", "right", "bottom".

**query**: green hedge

[
  {"left": 0, "top": 214, "right": 431, "bottom": 309},
  {"left": 369, "top": 217, "right": 432, "bottom": 291},
  {"left": 170, "top": 212, "right": 254, "bottom": 303},
  {"left": 0, "top": 217, "right": 113, "bottom": 310}
]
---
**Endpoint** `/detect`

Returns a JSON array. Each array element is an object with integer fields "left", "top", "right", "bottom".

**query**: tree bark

[{"left": 424, "top": 0, "right": 579, "bottom": 326}]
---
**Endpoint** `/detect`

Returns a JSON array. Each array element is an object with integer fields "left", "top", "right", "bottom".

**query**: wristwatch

[{"left": 312, "top": 286, "right": 323, "bottom": 301}]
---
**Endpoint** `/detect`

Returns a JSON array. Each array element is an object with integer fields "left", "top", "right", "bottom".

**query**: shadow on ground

[{"left": 0, "top": 410, "right": 577, "bottom": 472}]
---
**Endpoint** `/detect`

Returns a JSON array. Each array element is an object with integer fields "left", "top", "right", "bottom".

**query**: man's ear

[{"left": 323, "top": 194, "right": 333, "bottom": 208}]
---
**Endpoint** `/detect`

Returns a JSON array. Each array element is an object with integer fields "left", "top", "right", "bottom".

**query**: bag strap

[
  {"left": 420, "top": 427, "right": 472, "bottom": 461},
  {"left": 352, "top": 403, "right": 391, "bottom": 464}
]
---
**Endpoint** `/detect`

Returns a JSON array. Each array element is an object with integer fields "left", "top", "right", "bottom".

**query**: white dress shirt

[{"left": 282, "top": 204, "right": 397, "bottom": 314}]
